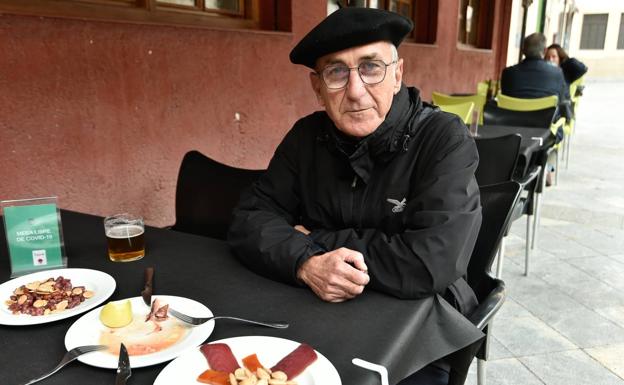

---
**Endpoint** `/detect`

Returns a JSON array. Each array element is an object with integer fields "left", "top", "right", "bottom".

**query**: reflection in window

[
  {"left": 457, "top": 0, "right": 494, "bottom": 49},
  {"left": 326, "top": 0, "right": 437, "bottom": 44}
]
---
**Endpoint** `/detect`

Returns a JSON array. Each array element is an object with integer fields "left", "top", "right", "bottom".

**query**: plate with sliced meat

[{"left": 154, "top": 335, "right": 342, "bottom": 385}]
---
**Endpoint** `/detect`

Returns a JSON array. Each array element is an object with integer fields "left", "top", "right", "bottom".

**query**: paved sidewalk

[{"left": 466, "top": 80, "right": 624, "bottom": 385}]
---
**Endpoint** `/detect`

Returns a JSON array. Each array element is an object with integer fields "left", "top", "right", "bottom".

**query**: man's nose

[{"left": 345, "top": 68, "right": 367, "bottom": 99}]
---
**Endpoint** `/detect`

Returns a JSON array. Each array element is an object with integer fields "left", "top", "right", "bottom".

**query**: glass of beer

[{"left": 104, "top": 214, "right": 145, "bottom": 262}]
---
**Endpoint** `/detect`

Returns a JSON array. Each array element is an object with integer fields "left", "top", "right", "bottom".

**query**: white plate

[
  {"left": 154, "top": 335, "right": 342, "bottom": 385},
  {"left": 0, "top": 268, "right": 116, "bottom": 326},
  {"left": 65, "top": 295, "right": 214, "bottom": 368}
]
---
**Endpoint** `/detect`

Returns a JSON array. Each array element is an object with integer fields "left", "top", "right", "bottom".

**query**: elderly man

[{"left": 228, "top": 7, "right": 481, "bottom": 384}]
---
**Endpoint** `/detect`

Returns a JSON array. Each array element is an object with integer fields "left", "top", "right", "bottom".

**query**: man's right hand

[{"left": 296, "top": 247, "right": 370, "bottom": 303}]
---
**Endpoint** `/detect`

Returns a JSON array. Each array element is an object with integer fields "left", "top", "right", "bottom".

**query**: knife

[
  {"left": 115, "top": 343, "right": 131, "bottom": 385},
  {"left": 141, "top": 267, "right": 154, "bottom": 306}
]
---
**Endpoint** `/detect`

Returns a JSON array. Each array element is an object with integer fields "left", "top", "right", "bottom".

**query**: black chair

[
  {"left": 474, "top": 134, "right": 521, "bottom": 186},
  {"left": 448, "top": 181, "right": 522, "bottom": 385},
  {"left": 482, "top": 102, "right": 558, "bottom": 128},
  {"left": 170, "top": 150, "right": 264, "bottom": 240},
  {"left": 483, "top": 103, "right": 557, "bottom": 276},
  {"left": 474, "top": 134, "right": 540, "bottom": 278}
]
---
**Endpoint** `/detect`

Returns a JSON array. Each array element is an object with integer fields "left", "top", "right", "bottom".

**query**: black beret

[{"left": 290, "top": 7, "right": 414, "bottom": 69}]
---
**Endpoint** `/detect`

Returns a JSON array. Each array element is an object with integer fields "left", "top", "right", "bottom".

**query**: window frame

[
  {"left": 617, "top": 13, "right": 624, "bottom": 50},
  {"left": 0, "top": 0, "right": 291, "bottom": 32},
  {"left": 457, "top": 0, "right": 495, "bottom": 50},
  {"left": 330, "top": 0, "right": 438, "bottom": 45},
  {"left": 579, "top": 13, "right": 609, "bottom": 50}
]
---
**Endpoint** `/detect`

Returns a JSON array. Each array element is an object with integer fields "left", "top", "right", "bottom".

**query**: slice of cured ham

[
  {"left": 271, "top": 343, "right": 317, "bottom": 379},
  {"left": 197, "top": 369, "right": 230, "bottom": 385},
  {"left": 200, "top": 343, "right": 240, "bottom": 373}
]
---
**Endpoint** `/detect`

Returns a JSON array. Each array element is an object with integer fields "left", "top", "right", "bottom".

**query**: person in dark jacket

[
  {"left": 228, "top": 8, "right": 482, "bottom": 384},
  {"left": 545, "top": 43, "right": 588, "bottom": 85},
  {"left": 501, "top": 33, "right": 570, "bottom": 104}
]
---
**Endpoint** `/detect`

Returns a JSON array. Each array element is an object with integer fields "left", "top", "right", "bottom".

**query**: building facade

[{"left": 0, "top": 0, "right": 513, "bottom": 225}]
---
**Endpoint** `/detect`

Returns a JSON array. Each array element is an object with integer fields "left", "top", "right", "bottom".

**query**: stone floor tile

[
  {"left": 465, "top": 357, "right": 544, "bottom": 385},
  {"left": 585, "top": 344, "right": 624, "bottom": 380},
  {"left": 596, "top": 306, "right": 624, "bottom": 329},
  {"left": 543, "top": 307, "right": 624, "bottom": 348},
  {"left": 492, "top": 316, "right": 576, "bottom": 356},
  {"left": 520, "top": 350, "right": 624, "bottom": 385},
  {"left": 487, "top": 335, "right": 515, "bottom": 360},
  {"left": 496, "top": 297, "right": 533, "bottom": 320},
  {"left": 566, "top": 256, "right": 624, "bottom": 291}
]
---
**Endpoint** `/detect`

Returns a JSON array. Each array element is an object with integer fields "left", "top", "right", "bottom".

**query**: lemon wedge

[{"left": 99, "top": 300, "right": 133, "bottom": 328}]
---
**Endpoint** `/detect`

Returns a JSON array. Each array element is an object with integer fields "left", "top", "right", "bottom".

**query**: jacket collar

[{"left": 324, "top": 85, "right": 423, "bottom": 183}]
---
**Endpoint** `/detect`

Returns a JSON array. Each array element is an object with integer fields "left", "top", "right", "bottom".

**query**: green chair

[
  {"left": 477, "top": 81, "right": 489, "bottom": 97},
  {"left": 432, "top": 92, "right": 485, "bottom": 125},
  {"left": 437, "top": 101, "right": 475, "bottom": 124},
  {"left": 563, "top": 76, "right": 585, "bottom": 169}
]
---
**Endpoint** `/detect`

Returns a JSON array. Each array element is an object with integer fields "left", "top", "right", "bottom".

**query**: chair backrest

[
  {"left": 476, "top": 81, "right": 489, "bottom": 97},
  {"left": 431, "top": 91, "right": 486, "bottom": 124},
  {"left": 171, "top": 150, "right": 264, "bottom": 240},
  {"left": 437, "top": 101, "right": 475, "bottom": 124},
  {"left": 474, "top": 134, "right": 522, "bottom": 186},
  {"left": 483, "top": 102, "right": 557, "bottom": 129},
  {"left": 467, "top": 181, "right": 521, "bottom": 300},
  {"left": 496, "top": 93, "right": 558, "bottom": 111}
]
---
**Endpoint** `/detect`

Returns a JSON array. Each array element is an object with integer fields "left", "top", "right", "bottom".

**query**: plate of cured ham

[
  {"left": 64, "top": 295, "right": 214, "bottom": 368},
  {"left": 154, "top": 335, "right": 342, "bottom": 385}
]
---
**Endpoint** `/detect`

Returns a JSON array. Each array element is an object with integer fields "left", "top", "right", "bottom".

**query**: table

[
  {"left": 0, "top": 210, "right": 483, "bottom": 385},
  {"left": 477, "top": 124, "right": 554, "bottom": 177}
]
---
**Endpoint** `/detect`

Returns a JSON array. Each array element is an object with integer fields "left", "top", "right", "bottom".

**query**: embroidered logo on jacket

[{"left": 387, "top": 198, "right": 407, "bottom": 213}]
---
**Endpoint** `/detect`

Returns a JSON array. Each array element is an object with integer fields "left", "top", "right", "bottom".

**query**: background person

[{"left": 546, "top": 43, "right": 588, "bottom": 86}]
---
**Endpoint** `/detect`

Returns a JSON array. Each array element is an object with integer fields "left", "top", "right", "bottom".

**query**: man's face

[{"left": 309, "top": 41, "right": 403, "bottom": 138}]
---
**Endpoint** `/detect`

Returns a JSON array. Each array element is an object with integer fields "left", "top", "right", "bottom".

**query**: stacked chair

[
  {"left": 436, "top": 101, "right": 475, "bottom": 124},
  {"left": 432, "top": 91, "right": 486, "bottom": 125},
  {"left": 482, "top": 97, "right": 558, "bottom": 276},
  {"left": 449, "top": 181, "right": 522, "bottom": 385}
]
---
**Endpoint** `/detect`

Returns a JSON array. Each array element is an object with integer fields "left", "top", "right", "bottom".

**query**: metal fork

[
  {"left": 168, "top": 307, "right": 289, "bottom": 329},
  {"left": 21, "top": 345, "right": 108, "bottom": 385}
]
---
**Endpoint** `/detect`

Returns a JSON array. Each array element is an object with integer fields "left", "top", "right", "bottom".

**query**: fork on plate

[
  {"left": 167, "top": 307, "right": 289, "bottom": 328},
  {"left": 21, "top": 345, "right": 108, "bottom": 385}
]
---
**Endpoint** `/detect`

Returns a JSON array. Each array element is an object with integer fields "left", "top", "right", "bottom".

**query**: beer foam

[{"left": 106, "top": 224, "right": 144, "bottom": 238}]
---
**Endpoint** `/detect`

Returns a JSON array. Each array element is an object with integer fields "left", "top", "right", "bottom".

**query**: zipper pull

[{"left": 351, "top": 175, "right": 358, "bottom": 188}]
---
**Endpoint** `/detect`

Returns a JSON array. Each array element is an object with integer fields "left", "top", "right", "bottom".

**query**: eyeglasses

[{"left": 317, "top": 59, "right": 397, "bottom": 89}]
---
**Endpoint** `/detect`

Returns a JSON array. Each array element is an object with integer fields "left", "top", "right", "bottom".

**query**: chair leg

[
  {"left": 525, "top": 213, "right": 532, "bottom": 276},
  {"left": 531, "top": 191, "right": 541, "bottom": 251},
  {"left": 565, "top": 132, "right": 572, "bottom": 169},
  {"left": 477, "top": 358, "right": 487, "bottom": 385},
  {"left": 554, "top": 150, "right": 559, "bottom": 186},
  {"left": 496, "top": 237, "right": 506, "bottom": 279}
]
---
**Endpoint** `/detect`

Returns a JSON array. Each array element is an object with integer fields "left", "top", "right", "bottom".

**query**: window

[
  {"left": 618, "top": 13, "right": 624, "bottom": 50},
  {"left": 457, "top": 0, "right": 495, "bottom": 49},
  {"left": 327, "top": 0, "right": 438, "bottom": 44},
  {"left": 0, "top": 0, "right": 291, "bottom": 31},
  {"left": 580, "top": 14, "right": 608, "bottom": 50}
]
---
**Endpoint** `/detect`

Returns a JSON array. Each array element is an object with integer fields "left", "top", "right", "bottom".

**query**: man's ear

[
  {"left": 309, "top": 72, "right": 325, "bottom": 107},
  {"left": 393, "top": 58, "right": 404, "bottom": 94}
]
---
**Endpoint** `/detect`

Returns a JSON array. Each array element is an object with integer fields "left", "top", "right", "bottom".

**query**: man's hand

[{"left": 297, "top": 247, "right": 370, "bottom": 303}]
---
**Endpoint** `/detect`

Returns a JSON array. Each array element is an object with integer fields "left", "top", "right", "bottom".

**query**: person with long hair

[{"left": 546, "top": 43, "right": 587, "bottom": 85}]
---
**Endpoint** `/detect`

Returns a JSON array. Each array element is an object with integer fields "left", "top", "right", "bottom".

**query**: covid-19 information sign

[{"left": 1, "top": 197, "right": 66, "bottom": 277}]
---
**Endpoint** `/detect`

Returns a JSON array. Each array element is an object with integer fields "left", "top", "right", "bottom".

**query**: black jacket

[
  {"left": 501, "top": 57, "right": 572, "bottom": 120},
  {"left": 228, "top": 86, "right": 482, "bottom": 313}
]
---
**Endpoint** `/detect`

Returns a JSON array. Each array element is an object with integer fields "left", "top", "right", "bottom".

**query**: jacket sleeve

[
  {"left": 309, "top": 121, "right": 482, "bottom": 299},
  {"left": 227, "top": 124, "right": 326, "bottom": 285}
]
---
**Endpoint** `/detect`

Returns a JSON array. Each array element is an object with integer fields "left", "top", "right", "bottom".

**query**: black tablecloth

[
  {"left": 477, "top": 124, "right": 554, "bottom": 177},
  {"left": 0, "top": 211, "right": 483, "bottom": 385}
]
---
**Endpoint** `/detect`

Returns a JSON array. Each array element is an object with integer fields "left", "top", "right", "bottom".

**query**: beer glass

[{"left": 104, "top": 214, "right": 145, "bottom": 262}]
